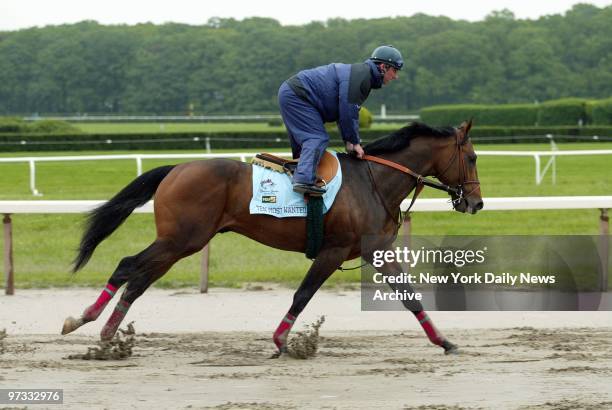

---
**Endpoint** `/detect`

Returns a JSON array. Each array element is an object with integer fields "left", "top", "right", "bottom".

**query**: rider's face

[{"left": 381, "top": 65, "right": 399, "bottom": 85}]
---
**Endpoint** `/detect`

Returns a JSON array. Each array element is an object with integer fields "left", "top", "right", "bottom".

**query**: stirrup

[{"left": 292, "top": 183, "right": 326, "bottom": 196}]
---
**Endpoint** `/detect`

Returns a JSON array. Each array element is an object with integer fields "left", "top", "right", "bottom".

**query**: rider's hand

[
  {"left": 345, "top": 141, "right": 354, "bottom": 154},
  {"left": 345, "top": 142, "right": 365, "bottom": 159},
  {"left": 353, "top": 143, "right": 365, "bottom": 159}
]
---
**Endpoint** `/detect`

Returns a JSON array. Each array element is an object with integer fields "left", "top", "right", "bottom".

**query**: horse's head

[{"left": 431, "top": 120, "right": 483, "bottom": 214}]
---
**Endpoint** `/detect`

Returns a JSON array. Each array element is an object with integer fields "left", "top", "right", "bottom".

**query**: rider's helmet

[{"left": 369, "top": 45, "right": 404, "bottom": 70}]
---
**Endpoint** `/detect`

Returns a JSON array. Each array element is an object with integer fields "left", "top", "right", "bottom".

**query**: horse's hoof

[
  {"left": 268, "top": 346, "right": 288, "bottom": 359},
  {"left": 61, "top": 316, "right": 83, "bottom": 335},
  {"left": 100, "top": 329, "right": 115, "bottom": 341},
  {"left": 442, "top": 340, "right": 459, "bottom": 355},
  {"left": 268, "top": 351, "right": 282, "bottom": 359}
]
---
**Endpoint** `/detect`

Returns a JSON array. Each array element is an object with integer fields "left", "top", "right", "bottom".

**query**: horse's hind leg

[
  {"left": 62, "top": 235, "right": 201, "bottom": 339},
  {"left": 62, "top": 254, "right": 140, "bottom": 335},
  {"left": 97, "top": 237, "right": 191, "bottom": 340}
]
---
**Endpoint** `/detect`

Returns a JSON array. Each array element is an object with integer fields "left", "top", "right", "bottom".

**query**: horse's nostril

[{"left": 475, "top": 201, "right": 484, "bottom": 211}]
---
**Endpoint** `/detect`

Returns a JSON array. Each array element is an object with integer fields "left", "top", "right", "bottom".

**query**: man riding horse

[
  {"left": 62, "top": 44, "right": 483, "bottom": 356},
  {"left": 279, "top": 45, "right": 404, "bottom": 195}
]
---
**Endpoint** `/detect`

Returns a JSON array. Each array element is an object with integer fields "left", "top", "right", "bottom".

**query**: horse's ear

[
  {"left": 466, "top": 118, "right": 473, "bottom": 134},
  {"left": 457, "top": 119, "right": 473, "bottom": 144},
  {"left": 460, "top": 119, "right": 473, "bottom": 134}
]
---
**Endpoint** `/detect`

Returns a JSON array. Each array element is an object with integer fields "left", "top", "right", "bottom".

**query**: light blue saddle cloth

[{"left": 249, "top": 150, "right": 342, "bottom": 217}]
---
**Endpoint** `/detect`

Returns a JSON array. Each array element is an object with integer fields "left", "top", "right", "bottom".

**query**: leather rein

[{"left": 363, "top": 132, "right": 480, "bottom": 216}]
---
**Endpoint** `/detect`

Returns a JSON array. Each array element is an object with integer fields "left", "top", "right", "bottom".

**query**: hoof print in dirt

[{"left": 66, "top": 322, "right": 136, "bottom": 360}]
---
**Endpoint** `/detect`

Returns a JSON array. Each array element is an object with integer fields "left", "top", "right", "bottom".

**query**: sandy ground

[{"left": 1, "top": 288, "right": 612, "bottom": 409}]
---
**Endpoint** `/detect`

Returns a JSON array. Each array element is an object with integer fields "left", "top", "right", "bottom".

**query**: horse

[{"left": 62, "top": 120, "right": 482, "bottom": 355}]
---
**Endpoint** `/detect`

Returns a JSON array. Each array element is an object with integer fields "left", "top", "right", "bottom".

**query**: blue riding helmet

[{"left": 369, "top": 45, "right": 404, "bottom": 70}]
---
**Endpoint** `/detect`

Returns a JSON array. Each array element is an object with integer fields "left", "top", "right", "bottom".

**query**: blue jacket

[{"left": 286, "top": 60, "right": 383, "bottom": 145}]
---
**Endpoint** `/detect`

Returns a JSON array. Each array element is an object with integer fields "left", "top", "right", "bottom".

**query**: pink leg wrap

[
  {"left": 415, "top": 311, "right": 445, "bottom": 346},
  {"left": 100, "top": 300, "right": 131, "bottom": 340},
  {"left": 273, "top": 313, "right": 296, "bottom": 351},
  {"left": 83, "top": 283, "right": 118, "bottom": 321}
]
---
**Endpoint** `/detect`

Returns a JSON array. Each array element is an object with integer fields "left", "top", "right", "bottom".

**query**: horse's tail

[{"left": 72, "top": 165, "right": 176, "bottom": 272}]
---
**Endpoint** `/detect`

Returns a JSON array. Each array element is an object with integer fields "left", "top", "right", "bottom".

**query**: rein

[
  {"left": 363, "top": 154, "right": 459, "bottom": 212},
  {"left": 362, "top": 131, "right": 481, "bottom": 214}
]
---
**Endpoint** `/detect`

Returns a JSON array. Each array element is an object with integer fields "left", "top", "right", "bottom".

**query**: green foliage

[
  {"left": 469, "top": 126, "right": 612, "bottom": 142},
  {"left": 420, "top": 104, "right": 538, "bottom": 126},
  {"left": 588, "top": 98, "right": 612, "bottom": 125},
  {"left": 0, "top": 5, "right": 611, "bottom": 114},
  {"left": 421, "top": 97, "right": 612, "bottom": 127},
  {"left": 537, "top": 98, "right": 588, "bottom": 126},
  {"left": 0, "top": 117, "right": 24, "bottom": 132},
  {"left": 0, "top": 117, "right": 79, "bottom": 133},
  {"left": 359, "top": 106, "right": 373, "bottom": 128},
  {"left": 27, "top": 120, "right": 80, "bottom": 133}
]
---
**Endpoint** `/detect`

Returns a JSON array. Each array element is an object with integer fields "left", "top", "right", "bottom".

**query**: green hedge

[
  {"left": 0, "top": 117, "right": 23, "bottom": 132},
  {"left": 420, "top": 104, "right": 539, "bottom": 126},
  {"left": 1, "top": 126, "right": 611, "bottom": 152},
  {"left": 359, "top": 107, "right": 373, "bottom": 129},
  {"left": 588, "top": 98, "right": 612, "bottom": 125},
  {"left": 468, "top": 126, "right": 612, "bottom": 143},
  {"left": 421, "top": 98, "right": 612, "bottom": 127},
  {"left": 537, "top": 98, "right": 588, "bottom": 126},
  {"left": 0, "top": 117, "right": 80, "bottom": 133}
]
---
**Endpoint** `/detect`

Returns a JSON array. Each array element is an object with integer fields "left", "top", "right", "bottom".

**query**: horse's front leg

[
  {"left": 370, "top": 257, "right": 458, "bottom": 354},
  {"left": 272, "top": 246, "right": 351, "bottom": 354}
]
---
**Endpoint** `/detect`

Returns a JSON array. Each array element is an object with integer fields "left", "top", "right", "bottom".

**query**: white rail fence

[
  {"left": 2, "top": 149, "right": 612, "bottom": 196},
  {"left": 1, "top": 196, "right": 609, "bottom": 295},
  {"left": 0, "top": 152, "right": 266, "bottom": 197}
]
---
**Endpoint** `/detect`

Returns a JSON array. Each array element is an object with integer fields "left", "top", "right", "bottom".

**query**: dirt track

[{"left": 1, "top": 289, "right": 612, "bottom": 409}]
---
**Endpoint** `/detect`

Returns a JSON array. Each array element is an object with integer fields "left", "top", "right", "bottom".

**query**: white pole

[
  {"left": 136, "top": 157, "right": 143, "bottom": 176},
  {"left": 534, "top": 155, "right": 541, "bottom": 185},
  {"left": 29, "top": 160, "right": 42, "bottom": 196},
  {"left": 552, "top": 155, "right": 557, "bottom": 185}
]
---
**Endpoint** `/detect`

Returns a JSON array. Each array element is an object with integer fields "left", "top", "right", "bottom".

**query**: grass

[
  {"left": 76, "top": 122, "right": 286, "bottom": 134},
  {"left": 1, "top": 141, "right": 611, "bottom": 289},
  {"left": 73, "top": 122, "right": 401, "bottom": 134}
]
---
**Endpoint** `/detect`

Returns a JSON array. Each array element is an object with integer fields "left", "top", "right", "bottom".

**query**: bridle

[
  {"left": 338, "top": 128, "right": 480, "bottom": 271},
  {"left": 338, "top": 129, "right": 480, "bottom": 272},
  {"left": 363, "top": 128, "right": 480, "bottom": 214},
  {"left": 432, "top": 130, "right": 481, "bottom": 208}
]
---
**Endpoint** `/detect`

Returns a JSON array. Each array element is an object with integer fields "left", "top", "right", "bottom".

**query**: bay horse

[{"left": 62, "top": 121, "right": 482, "bottom": 355}]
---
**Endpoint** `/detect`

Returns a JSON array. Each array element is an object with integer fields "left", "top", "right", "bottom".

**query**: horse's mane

[{"left": 363, "top": 122, "right": 456, "bottom": 155}]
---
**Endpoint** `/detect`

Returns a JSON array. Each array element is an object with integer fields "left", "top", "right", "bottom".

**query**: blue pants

[{"left": 278, "top": 82, "right": 329, "bottom": 185}]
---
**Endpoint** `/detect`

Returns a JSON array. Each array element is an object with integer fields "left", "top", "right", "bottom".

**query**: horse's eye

[{"left": 468, "top": 155, "right": 477, "bottom": 164}]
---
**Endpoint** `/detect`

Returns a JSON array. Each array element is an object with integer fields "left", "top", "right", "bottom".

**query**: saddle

[
  {"left": 251, "top": 151, "right": 339, "bottom": 260},
  {"left": 252, "top": 151, "right": 339, "bottom": 187}
]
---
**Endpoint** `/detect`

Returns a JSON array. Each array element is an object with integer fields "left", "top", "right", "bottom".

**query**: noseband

[
  {"left": 434, "top": 131, "right": 481, "bottom": 208},
  {"left": 363, "top": 129, "right": 480, "bottom": 212}
]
